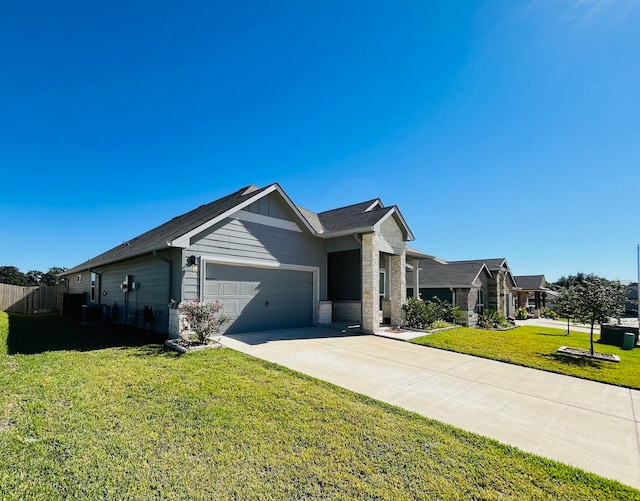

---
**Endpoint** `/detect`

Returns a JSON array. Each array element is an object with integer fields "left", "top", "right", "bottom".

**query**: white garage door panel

[{"left": 204, "top": 264, "right": 313, "bottom": 334}]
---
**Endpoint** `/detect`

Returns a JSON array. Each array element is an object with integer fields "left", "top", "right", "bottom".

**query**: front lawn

[
  {"left": 411, "top": 325, "right": 640, "bottom": 389},
  {"left": 1, "top": 312, "right": 638, "bottom": 499}
]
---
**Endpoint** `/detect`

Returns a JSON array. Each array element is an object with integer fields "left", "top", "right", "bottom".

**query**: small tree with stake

[
  {"left": 572, "top": 275, "right": 626, "bottom": 356},
  {"left": 553, "top": 286, "right": 577, "bottom": 336}
]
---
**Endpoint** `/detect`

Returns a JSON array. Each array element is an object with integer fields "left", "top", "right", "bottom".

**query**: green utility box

[
  {"left": 622, "top": 332, "right": 636, "bottom": 350},
  {"left": 600, "top": 325, "right": 638, "bottom": 348}
]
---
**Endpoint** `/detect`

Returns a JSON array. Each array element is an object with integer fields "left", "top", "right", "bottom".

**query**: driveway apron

[{"left": 223, "top": 327, "right": 640, "bottom": 490}]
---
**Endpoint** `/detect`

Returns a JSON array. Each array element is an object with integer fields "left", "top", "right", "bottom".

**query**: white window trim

[{"left": 379, "top": 270, "right": 386, "bottom": 298}]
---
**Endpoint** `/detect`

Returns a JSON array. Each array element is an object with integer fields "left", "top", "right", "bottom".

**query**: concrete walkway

[{"left": 223, "top": 327, "right": 640, "bottom": 489}]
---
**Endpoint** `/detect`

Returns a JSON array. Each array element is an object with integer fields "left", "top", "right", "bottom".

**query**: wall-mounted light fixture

[{"left": 186, "top": 255, "right": 198, "bottom": 273}]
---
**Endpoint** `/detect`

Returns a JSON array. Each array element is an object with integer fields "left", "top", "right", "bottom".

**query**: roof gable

[
  {"left": 415, "top": 259, "right": 493, "bottom": 288},
  {"left": 514, "top": 275, "right": 548, "bottom": 291},
  {"left": 64, "top": 183, "right": 415, "bottom": 273},
  {"left": 171, "top": 183, "right": 315, "bottom": 247},
  {"left": 316, "top": 202, "right": 413, "bottom": 240}
]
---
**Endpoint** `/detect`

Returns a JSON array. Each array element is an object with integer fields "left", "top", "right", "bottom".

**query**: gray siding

[
  {"left": 325, "top": 235, "right": 360, "bottom": 253},
  {"left": 246, "top": 192, "right": 295, "bottom": 221},
  {"left": 66, "top": 249, "right": 181, "bottom": 333},
  {"left": 184, "top": 218, "right": 327, "bottom": 300}
]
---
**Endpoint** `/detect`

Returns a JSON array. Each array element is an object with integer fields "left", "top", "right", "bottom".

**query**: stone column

[
  {"left": 361, "top": 233, "right": 379, "bottom": 334},
  {"left": 390, "top": 252, "right": 406, "bottom": 326}
]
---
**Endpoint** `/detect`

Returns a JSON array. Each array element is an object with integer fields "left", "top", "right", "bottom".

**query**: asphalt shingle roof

[
  {"left": 416, "top": 259, "right": 490, "bottom": 288},
  {"left": 513, "top": 275, "right": 547, "bottom": 291},
  {"left": 453, "top": 258, "right": 507, "bottom": 270},
  {"left": 64, "top": 185, "right": 270, "bottom": 274},
  {"left": 318, "top": 204, "right": 390, "bottom": 233},
  {"left": 64, "top": 184, "right": 412, "bottom": 274}
]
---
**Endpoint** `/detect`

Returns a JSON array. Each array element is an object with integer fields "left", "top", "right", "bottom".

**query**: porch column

[
  {"left": 361, "top": 233, "right": 379, "bottom": 334},
  {"left": 390, "top": 252, "right": 406, "bottom": 326},
  {"left": 411, "top": 258, "right": 420, "bottom": 298}
]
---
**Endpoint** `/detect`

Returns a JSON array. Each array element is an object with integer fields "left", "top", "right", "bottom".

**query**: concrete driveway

[{"left": 224, "top": 327, "right": 640, "bottom": 490}]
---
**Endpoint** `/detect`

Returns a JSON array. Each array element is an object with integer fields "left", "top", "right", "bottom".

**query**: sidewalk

[
  {"left": 515, "top": 317, "right": 598, "bottom": 333},
  {"left": 223, "top": 327, "right": 640, "bottom": 490}
]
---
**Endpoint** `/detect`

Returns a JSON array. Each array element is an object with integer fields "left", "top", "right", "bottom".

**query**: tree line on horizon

[{"left": 0, "top": 266, "right": 68, "bottom": 287}]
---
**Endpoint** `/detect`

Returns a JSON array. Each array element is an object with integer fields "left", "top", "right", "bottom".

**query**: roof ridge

[{"left": 317, "top": 198, "right": 382, "bottom": 215}]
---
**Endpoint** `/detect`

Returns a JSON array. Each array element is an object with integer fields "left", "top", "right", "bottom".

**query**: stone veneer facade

[{"left": 361, "top": 216, "right": 407, "bottom": 333}]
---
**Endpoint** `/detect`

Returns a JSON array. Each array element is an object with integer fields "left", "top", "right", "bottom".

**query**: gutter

[{"left": 63, "top": 242, "right": 173, "bottom": 276}]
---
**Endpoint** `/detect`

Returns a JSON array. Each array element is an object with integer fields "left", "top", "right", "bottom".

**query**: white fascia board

[
  {"left": 63, "top": 242, "right": 171, "bottom": 275},
  {"left": 171, "top": 184, "right": 317, "bottom": 248},
  {"left": 405, "top": 246, "right": 439, "bottom": 261},
  {"left": 364, "top": 199, "right": 383, "bottom": 212},
  {"left": 472, "top": 263, "right": 493, "bottom": 284},
  {"left": 271, "top": 183, "right": 318, "bottom": 235},
  {"left": 372, "top": 207, "right": 415, "bottom": 242},
  {"left": 171, "top": 184, "right": 279, "bottom": 247},
  {"left": 319, "top": 227, "right": 374, "bottom": 239}
]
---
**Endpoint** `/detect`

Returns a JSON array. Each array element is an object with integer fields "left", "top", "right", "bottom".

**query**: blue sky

[{"left": 1, "top": 1, "right": 638, "bottom": 282}]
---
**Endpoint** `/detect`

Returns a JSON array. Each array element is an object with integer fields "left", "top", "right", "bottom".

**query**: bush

[
  {"left": 515, "top": 307, "right": 528, "bottom": 320},
  {"left": 178, "top": 300, "right": 229, "bottom": 343},
  {"left": 541, "top": 307, "right": 558, "bottom": 320},
  {"left": 403, "top": 297, "right": 459, "bottom": 329},
  {"left": 427, "top": 296, "right": 459, "bottom": 324},
  {"left": 0, "top": 311, "right": 7, "bottom": 356},
  {"left": 431, "top": 320, "right": 450, "bottom": 329},
  {"left": 403, "top": 297, "right": 428, "bottom": 329},
  {"left": 477, "top": 309, "right": 509, "bottom": 329}
]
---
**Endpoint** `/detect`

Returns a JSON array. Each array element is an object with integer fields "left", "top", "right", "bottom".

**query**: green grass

[
  {"left": 1, "top": 312, "right": 638, "bottom": 499},
  {"left": 411, "top": 325, "right": 640, "bottom": 389}
]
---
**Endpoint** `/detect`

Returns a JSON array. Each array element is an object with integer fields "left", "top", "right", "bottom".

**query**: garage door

[{"left": 204, "top": 263, "right": 314, "bottom": 334}]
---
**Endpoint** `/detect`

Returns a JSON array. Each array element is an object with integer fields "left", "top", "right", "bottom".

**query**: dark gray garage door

[{"left": 204, "top": 264, "right": 314, "bottom": 334}]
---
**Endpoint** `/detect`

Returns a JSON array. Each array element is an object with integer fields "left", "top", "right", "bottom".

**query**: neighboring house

[
  {"left": 406, "top": 257, "right": 517, "bottom": 326},
  {"left": 626, "top": 283, "right": 638, "bottom": 315},
  {"left": 62, "top": 183, "right": 414, "bottom": 336},
  {"left": 513, "top": 275, "right": 556, "bottom": 315}
]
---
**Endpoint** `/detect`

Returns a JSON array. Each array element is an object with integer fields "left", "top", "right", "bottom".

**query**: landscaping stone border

[{"left": 556, "top": 346, "right": 620, "bottom": 363}]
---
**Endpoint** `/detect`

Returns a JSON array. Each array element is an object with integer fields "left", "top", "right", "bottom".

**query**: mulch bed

[
  {"left": 557, "top": 346, "right": 620, "bottom": 363},
  {"left": 165, "top": 338, "right": 223, "bottom": 353}
]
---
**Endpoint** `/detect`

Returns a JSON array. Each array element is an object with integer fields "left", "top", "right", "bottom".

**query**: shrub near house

[{"left": 403, "top": 297, "right": 458, "bottom": 330}]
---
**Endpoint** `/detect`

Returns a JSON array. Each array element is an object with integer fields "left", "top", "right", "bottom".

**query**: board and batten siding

[
  {"left": 183, "top": 216, "right": 326, "bottom": 301},
  {"left": 246, "top": 192, "right": 295, "bottom": 221}
]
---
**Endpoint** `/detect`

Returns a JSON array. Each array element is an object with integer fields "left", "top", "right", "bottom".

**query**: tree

[
  {"left": 0, "top": 266, "right": 67, "bottom": 286},
  {"left": 571, "top": 275, "right": 626, "bottom": 356},
  {"left": 553, "top": 273, "right": 588, "bottom": 289},
  {"left": 25, "top": 270, "right": 43, "bottom": 285},
  {"left": 553, "top": 286, "right": 577, "bottom": 336},
  {"left": 0, "top": 266, "right": 28, "bottom": 286},
  {"left": 41, "top": 267, "right": 68, "bottom": 286}
]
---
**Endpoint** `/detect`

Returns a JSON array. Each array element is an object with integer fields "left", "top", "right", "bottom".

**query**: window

[
  {"left": 91, "top": 272, "right": 97, "bottom": 302},
  {"left": 379, "top": 271, "right": 386, "bottom": 298},
  {"left": 77, "top": 274, "right": 82, "bottom": 283},
  {"left": 477, "top": 288, "right": 485, "bottom": 314}
]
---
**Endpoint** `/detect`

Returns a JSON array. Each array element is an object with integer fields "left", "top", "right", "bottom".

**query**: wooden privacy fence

[{"left": 0, "top": 283, "right": 67, "bottom": 313}]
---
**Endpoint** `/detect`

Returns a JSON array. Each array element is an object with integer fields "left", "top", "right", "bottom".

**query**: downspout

[{"left": 153, "top": 251, "right": 173, "bottom": 303}]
